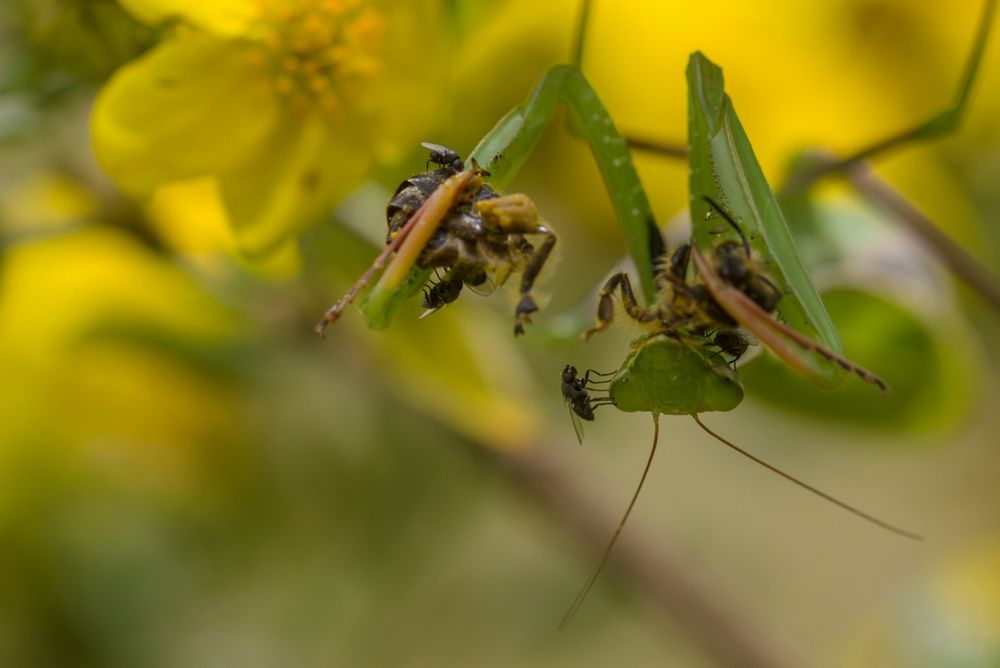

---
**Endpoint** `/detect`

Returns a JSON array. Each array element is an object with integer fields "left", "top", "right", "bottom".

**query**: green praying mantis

[{"left": 317, "top": 0, "right": 998, "bottom": 626}]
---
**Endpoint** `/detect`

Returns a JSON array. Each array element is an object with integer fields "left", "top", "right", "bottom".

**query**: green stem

[
  {"left": 571, "top": 0, "right": 595, "bottom": 68},
  {"left": 785, "top": 0, "right": 997, "bottom": 191},
  {"left": 471, "top": 65, "right": 660, "bottom": 304}
]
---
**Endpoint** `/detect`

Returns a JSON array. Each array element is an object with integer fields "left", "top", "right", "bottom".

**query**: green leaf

[
  {"left": 686, "top": 51, "right": 846, "bottom": 387},
  {"left": 471, "top": 64, "right": 660, "bottom": 304},
  {"left": 361, "top": 266, "right": 431, "bottom": 330}
]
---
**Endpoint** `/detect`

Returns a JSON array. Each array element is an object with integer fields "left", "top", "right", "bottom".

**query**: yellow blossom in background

[
  {"left": 452, "top": 0, "right": 997, "bottom": 251},
  {"left": 3, "top": 1, "right": 1000, "bottom": 664},
  {"left": 146, "top": 177, "right": 303, "bottom": 277},
  {"left": 845, "top": 538, "right": 1000, "bottom": 666},
  {"left": 0, "top": 172, "right": 98, "bottom": 235},
  {"left": 0, "top": 224, "right": 242, "bottom": 504},
  {"left": 92, "top": 0, "right": 449, "bottom": 256}
]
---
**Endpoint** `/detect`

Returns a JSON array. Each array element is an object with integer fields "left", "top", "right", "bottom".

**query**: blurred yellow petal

[
  {"left": 147, "top": 177, "right": 302, "bottom": 276},
  {"left": 147, "top": 177, "right": 233, "bottom": 253},
  {"left": 92, "top": 0, "right": 451, "bottom": 255},
  {"left": 0, "top": 228, "right": 233, "bottom": 363},
  {"left": 218, "top": 114, "right": 369, "bottom": 255},
  {"left": 0, "top": 172, "right": 98, "bottom": 234},
  {"left": 239, "top": 238, "right": 302, "bottom": 278},
  {"left": 845, "top": 538, "right": 1000, "bottom": 667},
  {"left": 354, "top": 0, "right": 450, "bottom": 164},
  {"left": 91, "top": 33, "right": 279, "bottom": 197},
  {"left": 118, "top": 0, "right": 257, "bottom": 35},
  {"left": 0, "top": 227, "right": 239, "bottom": 481}
]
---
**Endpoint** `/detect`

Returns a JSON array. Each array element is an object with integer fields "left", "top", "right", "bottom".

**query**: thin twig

[
  {"left": 845, "top": 161, "right": 1000, "bottom": 315},
  {"left": 625, "top": 136, "right": 689, "bottom": 159},
  {"left": 785, "top": 0, "right": 997, "bottom": 191}
]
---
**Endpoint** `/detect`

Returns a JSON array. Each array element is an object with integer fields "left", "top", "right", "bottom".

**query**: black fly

[{"left": 560, "top": 365, "right": 615, "bottom": 444}]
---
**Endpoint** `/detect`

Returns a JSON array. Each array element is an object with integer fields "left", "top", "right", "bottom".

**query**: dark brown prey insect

[{"left": 386, "top": 142, "right": 557, "bottom": 334}]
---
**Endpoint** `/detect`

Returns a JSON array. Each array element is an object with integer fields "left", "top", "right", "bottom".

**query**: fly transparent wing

[{"left": 567, "top": 404, "right": 585, "bottom": 445}]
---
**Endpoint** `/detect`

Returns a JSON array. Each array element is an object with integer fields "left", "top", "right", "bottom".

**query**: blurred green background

[{"left": 2, "top": 0, "right": 1000, "bottom": 666}]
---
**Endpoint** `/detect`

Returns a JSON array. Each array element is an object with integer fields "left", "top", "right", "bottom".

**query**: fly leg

[
  {"left": 577, "top": 368, "right": 616, "bottom": 414},
  {"left": 582, "top": 368, "right": 617, "bottom": 385}
]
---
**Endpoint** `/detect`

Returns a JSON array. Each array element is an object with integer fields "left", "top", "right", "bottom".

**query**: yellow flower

[
  {"left": 0, "top": 224, "right": 241, "bottom": 499},
  {"left": 92, "top": 0, "right": 449, "bottom": 256}
]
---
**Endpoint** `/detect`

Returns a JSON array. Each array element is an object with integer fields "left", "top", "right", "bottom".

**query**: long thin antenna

[
  {"left": 691, "top": 414, "right": 921, "bottom": 540},
  {"left": 703, "top": 196, "right": 751, "bottom": 257},
  {"left": 559, "top": 413, "right": 661, "bottom": 628}
]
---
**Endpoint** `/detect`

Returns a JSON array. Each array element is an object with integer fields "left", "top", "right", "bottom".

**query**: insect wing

[
  {"left": 567, "top": 403, "right": 586, "bottom": 445},
  {"left": 420, "top": 141, "right": 452, "bottom": 155},
  {"left": 418, "top": 306, "right": 440, "bottom": 320},
  {"left": 465, "top": 274, "right": 497, "bottom": 297}
]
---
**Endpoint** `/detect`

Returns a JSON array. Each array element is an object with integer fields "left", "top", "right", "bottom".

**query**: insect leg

[
  {"left": 703, "top": 196, "right": 751, "bottom": 257},
  {"left": 583, "top": 272, "right": 657, "bottom": 340},
  {"left": 585, "top": 273, "right": 627, "bottom": 339},
  {"left": 474, "top": 193, "right": 557, "bottom": 334},
  {"left": 581, "top": 368, "right": 617, "bottom": 385},
  {"left": 590, "top": 398, "right": 616, "bottom": 411},
  {"left": 666, "top": 243, "right": 692, "bottom": 283},
  {"left": 659, "top": 244, "right": 713, "bottom": 310},
  {"left": 514, "top": 229, "right": 557, "bottom": 335}
]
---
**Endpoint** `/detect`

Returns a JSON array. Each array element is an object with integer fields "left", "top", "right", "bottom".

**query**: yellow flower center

[{"left": 253, "top": 0, "right": 385, "bottom": 117}]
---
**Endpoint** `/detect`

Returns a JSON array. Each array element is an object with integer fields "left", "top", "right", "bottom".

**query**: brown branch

[
  {"left": 495, "top": 442, "right": 794, "bottom": 668},
  {"left": 844, "top": 161, "right": 1000, "bottom": 314},
  {"left": 784, "top": 0, "right": 998, "bottom": 192},
  {"left": 625, "top": 136, "right": 689, "bottom": 159}
]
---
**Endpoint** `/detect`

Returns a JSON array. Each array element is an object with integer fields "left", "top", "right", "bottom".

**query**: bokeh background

[{"left": 2, "top": 0, "right": 1000, "bottom": 666}]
